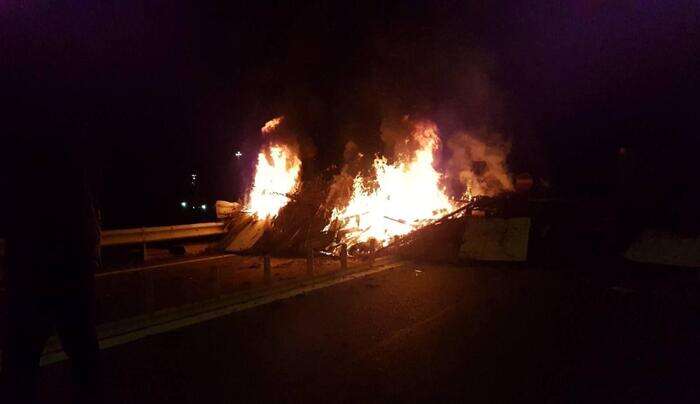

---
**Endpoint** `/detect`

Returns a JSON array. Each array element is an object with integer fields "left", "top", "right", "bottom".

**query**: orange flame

[
  {"left": 246, "top": 117, "right": 301, "bottom": 219},
  {"left": 329, "top": 121, "right": 459, "bottom": 247},
  {"left": 261, "top": 116, "right": 283, "bottom": 134}
]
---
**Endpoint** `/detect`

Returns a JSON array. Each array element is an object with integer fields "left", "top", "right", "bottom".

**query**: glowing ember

[
  {"left": 261, "top": 116, "right": 283, "bottom": 134},
  {"left": 329, "top": 121, "right": 460, "bottom": 247},
  {"left": 246, "top": 118, "right": 301, "bottom": 219}
]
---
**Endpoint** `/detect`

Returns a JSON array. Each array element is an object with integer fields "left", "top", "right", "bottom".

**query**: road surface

[{"left": 39, "top": 260, "right": 699, "bottom": 403}]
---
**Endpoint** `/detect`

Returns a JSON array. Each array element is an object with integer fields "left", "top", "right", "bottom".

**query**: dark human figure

[{"left": 1, "top": 128, "right": 102, "bottom": 403}]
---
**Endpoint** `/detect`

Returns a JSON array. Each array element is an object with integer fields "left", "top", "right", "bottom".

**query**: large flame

[
  {"left": 329, "top": 121, "right": 459, "bottom": 247},
  {"left": 246, "top": 118, "right": 301, "bottom": 219}
]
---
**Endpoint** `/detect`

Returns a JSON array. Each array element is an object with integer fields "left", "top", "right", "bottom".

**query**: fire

[
  {"left": 246, "top": 118, "right": 301, "bottom": 219},
  {"left": 329, "top": 121, "right": 459, "bottom": 247},
  {"left": 261, "top": 116, "right": 283, "bottom": 134}
]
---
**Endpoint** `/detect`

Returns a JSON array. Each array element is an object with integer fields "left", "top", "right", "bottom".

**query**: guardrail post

[
  {"left": 213, "top": 265, "right": 222, "bottom": 298},
  {"left": 142, "top": 242, "right": 148, "bottom": 261},
  {"left": 263, "top": 255, "right": 271, "bottom": 284},
  {"left": 340, "top": 243, "right": 348, "bottom": 271},
  {"left": 306, "top": 247, "right": 314, "bottom": 276}
]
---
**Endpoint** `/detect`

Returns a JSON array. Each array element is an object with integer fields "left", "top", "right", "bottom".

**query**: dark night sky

[{"left": 2, "top": 1, "right": 699, "bottom": 229}]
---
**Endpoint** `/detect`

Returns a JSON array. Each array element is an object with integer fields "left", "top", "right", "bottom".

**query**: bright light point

[
  {"left": 201, "top": 204, "right": 206, "bottom": 210},
  {"left": 180, "top": 201, "right": 187, "bottom": 208},
  {"left": 234, "top": 151, "right": 242, "bottom": 158}
]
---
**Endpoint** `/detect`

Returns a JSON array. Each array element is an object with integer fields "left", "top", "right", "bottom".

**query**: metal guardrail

[
  {"left": 101, "top": 222, "right": 226, "bottom": 246},
  {"left": 0, "top": 222, "right": 226, "bottom": 256}
]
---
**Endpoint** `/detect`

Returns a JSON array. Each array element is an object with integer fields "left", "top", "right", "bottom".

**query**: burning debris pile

[
  {"left": 217, "top": 117, "right": 303, "bottom": 253},
  {"left": 325, "top": 120, "right": 459, "bottom": 250},
  {"left": 246, "top": 116, "right": 302, "bottom": 220},
  {"left": 217, "top": 115, "right": 518, "bottom": 260}
]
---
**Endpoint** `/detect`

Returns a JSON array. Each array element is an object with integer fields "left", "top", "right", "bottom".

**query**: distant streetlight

[
  {"left": 200, "top": 204, "right": 207, "bottom": 210},
  {"left": 180, "top": 201, "right": 187, "bottom": 208},
  {"left": 234, "top": 151, "right": 243, "bottom": 159}
]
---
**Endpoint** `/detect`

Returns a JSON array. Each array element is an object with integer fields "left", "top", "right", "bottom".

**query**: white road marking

[{"left": 37, "top": 260, "right": 407, "bottom": 367}]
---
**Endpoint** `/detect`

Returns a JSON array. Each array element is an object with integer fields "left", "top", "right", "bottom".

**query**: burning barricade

[
  {"left": 216, "top": 117, "right": 329, "bottom": 255},
  {"left": 216, "top": 115, "right": 529, "bottom": 263}
]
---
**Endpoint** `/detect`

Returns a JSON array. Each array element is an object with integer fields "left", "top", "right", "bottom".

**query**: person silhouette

[{"left": 1, "top": 125, "right": 102, "bottom": 403}]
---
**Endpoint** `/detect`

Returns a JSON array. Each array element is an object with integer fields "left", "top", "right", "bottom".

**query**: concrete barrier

[
  {"left": 625, "top": 230, "right": 700, "bottom": 268},
  {"left": 459, "top": 217, "right": 531, "bottom": 262}
]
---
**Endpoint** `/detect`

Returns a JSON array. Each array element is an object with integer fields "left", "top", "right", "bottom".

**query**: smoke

[
  {"left": 325, "top": 141, "right": 363, "bottom": 210},
  {"left": 378, "top": 115, "right": 443, "bottom": 160},
  {"left": 378, "top": 115, "right": 514, "bottom": 198},
  {"left": 342, "top": 140, "right": 361, "bottom": 163},
  {"left": 446, "top": 130, "right": 513, "bottom": 197},
  {"left": 378, "top": 115, "right": 415, "bottom": 156},
  {"left": 261, "top": 116, "right": 297, "bottom": 150}
]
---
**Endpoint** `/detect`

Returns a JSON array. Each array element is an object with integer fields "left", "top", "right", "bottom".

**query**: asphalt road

[
  {"left": 95, "top": 254, "right": 352, "bottom": 324},
  {"left": 39, "top": 260, "right": 699, "bottom": 403}
]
